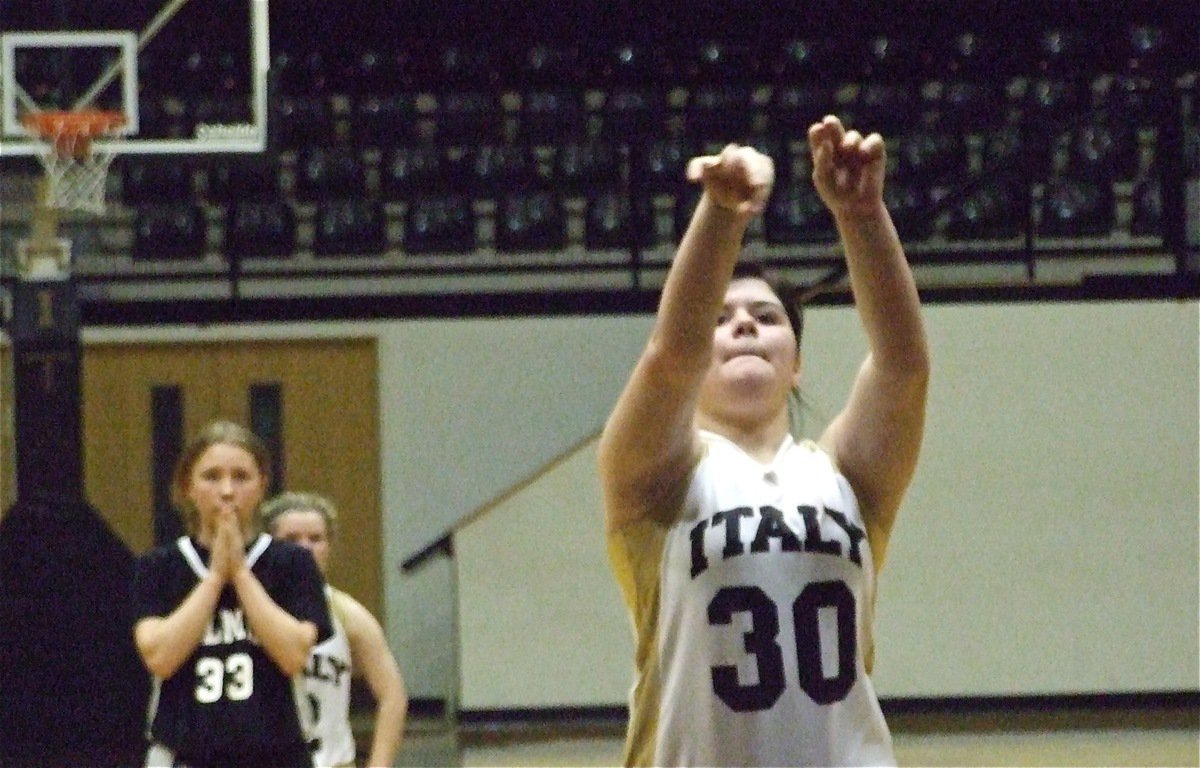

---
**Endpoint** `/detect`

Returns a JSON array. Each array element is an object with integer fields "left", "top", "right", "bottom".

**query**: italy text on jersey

[
  {"left": 688, "top": 503, "right": 866, "bottom": 577},
  {"left": 304, "top": 652, "right": 350, "bottom": 686}
]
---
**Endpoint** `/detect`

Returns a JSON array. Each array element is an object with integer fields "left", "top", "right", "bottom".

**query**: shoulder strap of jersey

[
  {"left": 245, "top": 532, "right": 271, "bottom": 567},
  {"left": 327, "top": 586, "right": 352, "bottom": 633},
  {"left": 177, "top": 533, "right": 272, "bottom": 576},
  {"left": 176, "top": 536, "right": 207, "bottom": 578}
]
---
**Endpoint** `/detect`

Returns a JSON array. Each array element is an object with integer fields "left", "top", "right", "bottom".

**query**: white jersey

[
  {"left": 608, "top": 432, "right": 895, "bottom": 767},
  {"left": 303, "top": 586, "right": 357, "bottom": 768}
]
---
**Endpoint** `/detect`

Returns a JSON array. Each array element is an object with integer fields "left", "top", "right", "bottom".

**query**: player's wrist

[
  {"left": 831, "top": 199, "right": 889, "bottom": 224},
  {"left": 228, "top": 563, "right": 253, "bottom": 587},
  {"left": 698, "top": 193, "right": 755, "bottom": 228}
]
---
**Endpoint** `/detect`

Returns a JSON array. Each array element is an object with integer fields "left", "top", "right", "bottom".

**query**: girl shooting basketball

[{"left": 600, "top": 115, "right": 930, "bottom": 766}]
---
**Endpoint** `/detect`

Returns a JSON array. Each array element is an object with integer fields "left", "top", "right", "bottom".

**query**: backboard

[{"left": 0, "top": 0, "right": 269, "bottom": 156}]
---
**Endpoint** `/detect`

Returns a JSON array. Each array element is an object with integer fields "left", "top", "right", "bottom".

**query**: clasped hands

[{"left": 209, "top": 507, "right": 247, "bottom": 582}]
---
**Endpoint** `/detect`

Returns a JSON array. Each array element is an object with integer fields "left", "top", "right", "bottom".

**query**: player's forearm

[
  {"left": 230, "top": 568, "right": 316, "bottom": 676},
  {"left": 837, "top": 204, "right": 929, "bottom": 376},
  {"left": 366, "top": 689, "right": 408, "bottom": 767},
  {"left": 135, "top": 574, "right": 224, "bottom": 679},
  {"left": 656, "top": 194, "right": 749, "bottom": 360},
  {"left": 599, "top": 195, "right": 748, "bottom": 513}
]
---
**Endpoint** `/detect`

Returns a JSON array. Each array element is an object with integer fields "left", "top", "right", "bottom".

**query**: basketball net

[{"left": 21, "top": 110, "right": 126, "bottom": 215}]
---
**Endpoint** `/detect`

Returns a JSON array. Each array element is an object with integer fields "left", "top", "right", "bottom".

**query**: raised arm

[
  {"left": 135, "top": 510, "right": 242, "bottom": 679},
  {"left": 809, "top": 116, "right": 930, "bottom": 561},
  {"left": 222, "top": 515, "right": 319, "bottom": 677},
  {"left": 134, "top": 573, "right": 225, "bottom": 680},
  {"left": 341, "top": 593, "right": 408, "bottom": 768},
  {"left": 230, "top": 569, "right": 319, "bottom": 677},
  {"left": 598, "top": 144, "right": 775, "bottom": 532}
]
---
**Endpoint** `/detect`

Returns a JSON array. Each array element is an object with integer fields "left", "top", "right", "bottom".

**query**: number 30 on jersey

[{"left": 709, "top": 580, "right": 856, "bottom": 711}]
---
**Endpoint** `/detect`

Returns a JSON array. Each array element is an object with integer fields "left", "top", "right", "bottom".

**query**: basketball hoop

[{"left": 20, "top": 109, "right": 127, "bottom": 214}]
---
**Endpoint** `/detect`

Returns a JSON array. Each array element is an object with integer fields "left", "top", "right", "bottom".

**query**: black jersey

[{"left": 132, "top": 534, "right": 332, "bottom": 766}]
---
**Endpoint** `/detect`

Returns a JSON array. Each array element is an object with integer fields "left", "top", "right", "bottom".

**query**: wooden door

[{"left": 80, "top": 338, "right": 382, "bottom": 617}]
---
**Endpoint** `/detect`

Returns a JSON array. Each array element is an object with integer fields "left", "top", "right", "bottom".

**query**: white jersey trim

[{"left": 176, "top": 533, "right": 272, "bottom": 579}]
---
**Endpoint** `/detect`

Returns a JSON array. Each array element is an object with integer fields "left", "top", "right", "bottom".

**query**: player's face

[
  {"left": 271, "top": 510, "right": 332, "bottom": 574},
  {"left": 703, "top": 277, "right": 800, "bottom": 403},
  {"left": 186, "top": 443, "right": 266, "bottom": 533}
]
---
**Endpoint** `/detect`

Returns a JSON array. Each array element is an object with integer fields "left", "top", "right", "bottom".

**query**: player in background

[{"left": 263, "top": 491, "right": 408, "bottom": 768}]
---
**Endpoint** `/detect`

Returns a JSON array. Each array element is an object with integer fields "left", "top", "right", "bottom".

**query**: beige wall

[{"left": 455, "top": 300, "right": 1200, "bottom": 707}]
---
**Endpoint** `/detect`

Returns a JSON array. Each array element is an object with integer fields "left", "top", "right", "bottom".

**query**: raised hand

[
  {"left": 808, "top": 115, "right": 887, "bottom": 218},
  {"left": 208, "top": 511, "right": 231, "bottom": 581},
  {"left": 209, "top": 507, "right": 244, "bottom": 581},
  {"left": 221, "top": 508, "right": 247, "bottom": 579},
  {"left": 686, "top": 143, "right": 775, "bottom": 218}
]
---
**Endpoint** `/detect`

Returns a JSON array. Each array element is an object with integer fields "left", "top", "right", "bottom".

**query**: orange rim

[{"left": 20, "top": 109, "right": 127, "bottom": 156}]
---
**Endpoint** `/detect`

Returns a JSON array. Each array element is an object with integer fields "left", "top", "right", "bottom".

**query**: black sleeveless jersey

[{"left": 132, "top": 534, "right": 332, "bottom": 766}]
